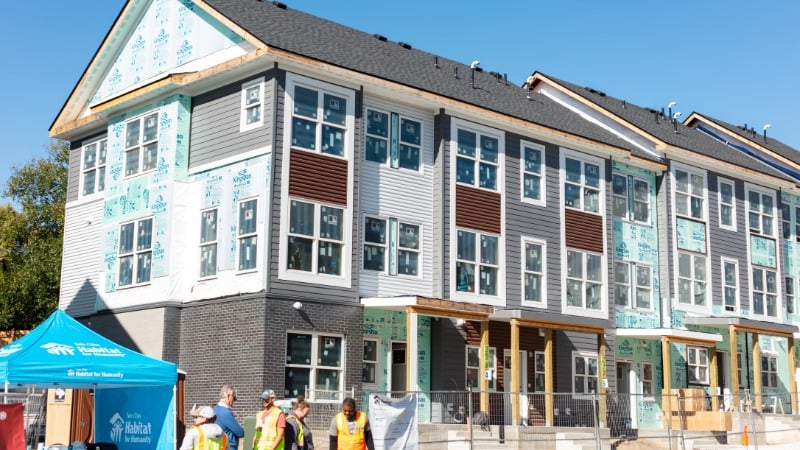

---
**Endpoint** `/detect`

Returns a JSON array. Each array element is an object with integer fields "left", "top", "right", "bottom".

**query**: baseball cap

[
  {"left": 260, "top": 389, "right": 276, "bottom": 400},
  {"left": 194, "top": 406, "right": 216, "bottom": 419}
]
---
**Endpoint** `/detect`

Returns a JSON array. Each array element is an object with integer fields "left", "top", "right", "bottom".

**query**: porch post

[
  {"left": 544, "top": 328, "right": 554, "bottom": 426},
  {"left": 753, "top": 333, "right": 762, "bottom": 411},
  {"left": 661, "top": 337, "right": 672, "bottom": 424},
  {"left": 598, "top": 332, "right": 606, "bottom": 428},
  {"left": 405, "top": 310, "right": 419, "bottom": 393},
  {"left": 789, "top": 337, "right": 797, "bottom": 415},
  {"left": 480, "top": 320, "right": 489, "bottom": 414},
  {"left": 511, "top": 319, "right": 520, "bottom": 425},
  {"left": 729, "top": 326, "right": 740, "bottom": 410},
  {"left": 710, "top": 346, "right": 719, "bottom": 411}
]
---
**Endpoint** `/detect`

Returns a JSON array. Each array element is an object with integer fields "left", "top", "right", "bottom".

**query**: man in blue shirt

[{"left": 213, "top": 384, "right": 245, "bottom": 450}]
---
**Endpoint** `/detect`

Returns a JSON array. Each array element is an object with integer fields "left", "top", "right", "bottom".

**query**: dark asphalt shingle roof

[
  {"left": 203, "top": 0, "right": 653, "bottom": 160},
  {"left": 692, "top": 114, "right": 800, "bottom": 164},
  {"left": 537, "top": 73, "right": 793, "bottom": 182}
]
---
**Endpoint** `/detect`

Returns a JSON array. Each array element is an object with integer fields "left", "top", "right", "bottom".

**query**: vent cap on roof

[
  {"left": 272, "top": 1, "right": 288, "bottom": 9},
  {"left": 372, "top": 34, "right": 388, "bottom": 42},
  {"left": 398, "top": 41, "right": 412, "bottom": 49}
]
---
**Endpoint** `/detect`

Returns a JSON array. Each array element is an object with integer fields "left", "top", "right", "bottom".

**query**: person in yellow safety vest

[
  {"left": 328, "top": 397, "right": 374, "bottom": 450},
  {"left": 180, "top": 406, "right": 228, "bottom": 450},
  {"left": 285, "top": 395, "right": 314, "bottom": 450},
  {"left": 253, "top": 388, "right": 286, "bottom": 450}
]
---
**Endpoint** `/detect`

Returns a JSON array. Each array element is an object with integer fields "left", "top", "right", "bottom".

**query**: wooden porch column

[
  {"left": 598, "top": 332, "right": 606, "bottom": 427},
  {"left": 753, "top": 333, "right": 762, "bottom": 411},
  {"left": 729, "top": 326, "right": 740, "bottom": 410},
  {"left": 544, "top": 328, "right": 554, "bottom": 426},
  {"left": 710, "top": 346, "right": 719, "bottom": 411},
  {"left": 480, "top": 320, "right": 489, "bottom": 413},
  {"left": 661, "top": 337, "right": 672, "bottom": 421},
  {"left": 789, "top": 337, "right": 797, "bottom": 415},
  {"left": 510, "top": 319, "right": 520, "bottom": 425}
]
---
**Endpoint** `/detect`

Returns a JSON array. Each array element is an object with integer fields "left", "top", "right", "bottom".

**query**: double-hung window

[
  {"left": 118, "top": 217, "right": 153, "bottom": 287},
  {"left": 456, "top": 230, "right": 499, "bottom": 295},
  {"left": 564, "top": 157, "right": 600, "bottom": 213},
  {"left": 363, "top": 216, "right": 421, "bottom": 276},
  {"left": 675, "top": 168, "right": 705, "bottom": 220},
  {"left": 285, "top": 332, "right": 343, "bottom": 400},
  {"left": 748, "top": 190, "right": 775, "bottom": 236},
  {"left": 200, "top": 208, "right": 218, "bottom": 278},
  {"left": 760, "top": 354, "right": 778, "bottom": 388},
  {"left": 641, "top": 362, "right": 654, "bottom": 398},
  {"left": 678, "top": 252, "right": 707, "bottom": 306},
  {"left": 779, "top": 202, "right": 800, "bottom": 242},
  {"left": 288, "top": 199, "right": 344, "bottom": 276},
  {"left": 365, "top": 108, "right": 421, "bottom": 171},
  {"left": 240, "top": 77, "right": 265, "bottom": 131},
  {"left": 614, "top": 261, "right": 652, "bottom": 309},
  {"left": 737, "top": 352, "right": 746, "bottom": 388},
  {"left": 291, "top": 84, "right": 348, "bottom": 157},
  {"left": 124, "top": 113, "right": 159, "bottom": 177},
  {"left": 718, "top": 178, "right": 736, "bottom": 230},
  {"left": 522, "top": 238, "right": 546, "bottom": 305},
  {"left": 752, "top": 267, "right": 778, "bottom": 317},
  {"left": 456, "top": 128, "right": 499, "bottom": 190},
  {"left": 238, "top": 199, "right": 258, "bottom": 271},
  {"left": 573, "top": 352, "right": 598, "bottom": 394},
  {"left": 786, "top": 276, "right": 796, "bottom": 315},
  {"left": 687, "top": 346, "right": 709, "bottom": 385},
  {"left": 521, "top": 142, "right": 544, "bottom": 204},
  {"left": 466, "top": 345, "right": 496, "bottom": 390},
  {"left": 534, "top": 351, "right": 546, "bottom": 392},
  {"left": 722, "top": 258, "right": 739, "bottom": 312},
  {"left": 566, "top": 249, "right": 603, "bottom": 310},
  {"left": 362, "top": 338, "right": 378, "bottom": 385},
  {"left": 612, "top": 173, "right": 650, "bottom": 223},
  {"left": 81, "top": 138, "right": 107, "bottom": 196}
]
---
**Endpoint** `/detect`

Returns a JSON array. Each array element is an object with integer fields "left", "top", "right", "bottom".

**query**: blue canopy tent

[{"left": 0, "top": 309, "right": 177, "bottom": 449}]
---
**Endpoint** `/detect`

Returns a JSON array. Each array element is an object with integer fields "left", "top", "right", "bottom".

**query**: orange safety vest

[
  {"left": 195, "top": 426, "right": 228, "bottom": 450},
  {"left": 335, "top": 411, "right": 367, "bottom": 450},
  {"left": 253, "top": 406, "right": 285, "bottom": 450}
]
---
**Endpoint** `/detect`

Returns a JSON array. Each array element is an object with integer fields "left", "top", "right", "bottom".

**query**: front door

[
  {"left": 615, "top": 362, "right": 635, "bottom": 431},
  {"left": 503, "top": 349, "right": 528, "bottom": 425},
  {"left": 390, "top": 342, "right": 407, "bottom": 396}
]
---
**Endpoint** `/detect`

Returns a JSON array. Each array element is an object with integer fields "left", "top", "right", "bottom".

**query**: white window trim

[
  {"left": 720, "top": 256, "right": 739, "bottom": 314},
  {"left": 362, "top": 336, "right": 380, "bottom": 387},
  {"left": 560, "top": 148, "right": 605, "bottom": 216},
  {"left": 117, "top": 217, "right": 154, "bottom": 289},
  {"left": 534, "top": 351, "right": 546, "bottom": 392},
  {"left": 641, "top": 361, "right": 655, "bottom": 400},
  {"left": 786, "top": 275, "right": 796, "bottom": 317},
  {"left": 279, "top": 73, "right": 354, "bottom": 288},
  {"left": 612, "top": 172, "right": 651, "bottom": 225},
  {"left": 687, "top": 346, "right": 710, "bottom": 385},
  {"left": 79, "top": 137, "right": 107, "bottom": 199},
  {"left": 285, "top": 331, "right": 345, "bottom": 402},
  {"left": 675, "top": 250, "right": 710, "bottom": 313},
  {"left": 671, "top": 162, "right": 708, "bottom": 222},
  {"left": 199, "top": 207, "right": 219, "bottom": 280},
  {"left": 451, "top": 227, "right": 504, "bottom": 305},
  {"left": 521, "top": 236, "right": 547, "bottom": 308},
  {"left": 520, "top": 140, "right": 545, "bottom": 207},
  {"left": 571, "top": 351, "right": 599, "bottom": 397},
  {"left": 744, "top": 183, "right": 777, "bottom": 238},
  {"left": 361, "top": 214, "right": 423, "bottom": 278},
  {"left": 450, "top": 118, "right": 505, "bottom": 193},
  {"left": 363, "top": 105, "right": 423, "bottom": 173},
  {"left": 123, "top": 112, "right": 160, "bottom": 178},
  {"left": 717, "top": 177, "right": 737, "bottom": 231},
  {"left": 466, "top": 345, "right": 497, "bottom": 391},
  {"left": 563, "top": 247, "right": 607, "bottom": 319},
  {"left": 240, "top": 77, "right": 265, "bottom": 132},
  {"left": 236, "top": 197, "right": 259, "bottom": 273},
  {"left": 614, "top": 261, "right": 653, "bottom": 311},
  {"left": 283, "top": 198, "right": 349, "bottom": 282},
  {"left": 760, "top": 352, "right": 778, "bottom": 389},
  {"left": 748, "top": 264, "right": 781, "bottom": 321}
]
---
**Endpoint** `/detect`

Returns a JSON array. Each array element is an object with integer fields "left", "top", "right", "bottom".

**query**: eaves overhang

[
  {"left": 360, "top": 296, "right": 493, "bottom": 321},
  {"left": 684, "top": 316, "right": 798, "bottom": 338},
  {"left": 614, "top": 328, "right": 722, "bottom": 346}
]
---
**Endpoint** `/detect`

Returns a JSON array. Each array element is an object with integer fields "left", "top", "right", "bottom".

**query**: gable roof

[
  {"left": 123, "top": 0, "right": 661, "bottom": 163},
  {"left": 529, "top": 72, "right": 794, "bottom": 184},
  {"left": 685, "top": 113, "right": 800, "bottom": 164}
]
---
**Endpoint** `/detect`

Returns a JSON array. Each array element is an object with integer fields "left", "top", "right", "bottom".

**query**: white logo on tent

[
  {"left": 109, "top": 412, "right": 124, "bottom": 443},
  {"left": 0, "top": 343, "right": 22, "bottom": 357},
  {"left": 42, "top": 343, "right": 75, "bottom": 356}
]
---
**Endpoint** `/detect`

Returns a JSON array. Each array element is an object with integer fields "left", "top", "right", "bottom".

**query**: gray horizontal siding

[
  {"left": 60, "top": 200, "right": 104, "bottom": 317},
  {"left": 189, "top": 71, "right": 274, "bottom": 169},
  {"left": 707, "top": 173, "right": 749, "bottom": 311}
]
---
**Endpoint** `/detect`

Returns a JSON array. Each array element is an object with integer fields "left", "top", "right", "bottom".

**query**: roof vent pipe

[
  {"left": 453, "top": 67, "right": 458, "bottom": 79},
  {"left": 503, "top": 73, "right": 508, "bottom": 85},
  {"left": 434, "top": 56, "right": 439, "bottom": 68},
  {"left": 668, "top": 101, "right": 677, "bottom": 119},
  {"left": 763, "top": 124, "right": 772, "bottom": 142}
]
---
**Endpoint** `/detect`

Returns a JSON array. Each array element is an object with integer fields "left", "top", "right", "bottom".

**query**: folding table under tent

[{"left": 0, "top": 309, "right": 177, "bottom": 449}]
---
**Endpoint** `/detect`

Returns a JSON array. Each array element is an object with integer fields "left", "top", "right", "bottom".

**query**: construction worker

[
  {"left": 328, "top": 397, "right": 374, "bottom": 450},
  {"left": 180, "top": 406, "right": 228, "bottom": 450},
  {"left": 253, "top": 388, "right": 286, "bottom": 450}
]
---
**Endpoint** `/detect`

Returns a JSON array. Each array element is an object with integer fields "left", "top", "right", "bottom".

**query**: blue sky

[{"left": 2, "top": 0, "right": 798, "bottom": 204}]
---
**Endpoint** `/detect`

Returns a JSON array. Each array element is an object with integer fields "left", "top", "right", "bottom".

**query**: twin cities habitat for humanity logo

[
  {"left": 109, "top": 411, "right": 153, "bottom": 445},
  {"left": 41, "top": 341, "right": 125, "bottom": 357}
]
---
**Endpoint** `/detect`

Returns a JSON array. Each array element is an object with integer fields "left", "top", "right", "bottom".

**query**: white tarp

[{"left": 368, "top": 393, "right": 418, "bottom": 450}]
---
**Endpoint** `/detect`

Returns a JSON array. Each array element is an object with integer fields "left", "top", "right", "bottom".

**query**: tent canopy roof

[{"left": 0, "top": 310, "right": 176, "bottom": 389}]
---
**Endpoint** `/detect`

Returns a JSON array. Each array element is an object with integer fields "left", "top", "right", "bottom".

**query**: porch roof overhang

[
  {"left": 683, "top": 316, "right": 798, "bottom": 338},
  {"left": 489, "top": 309, "right": 606, "bottom": 334},
  {"left": 614, "top": 328, "right": 722, "bottom": 345},
  {"left": 360, "top": 296, "right": 493, "bottom": 321}
]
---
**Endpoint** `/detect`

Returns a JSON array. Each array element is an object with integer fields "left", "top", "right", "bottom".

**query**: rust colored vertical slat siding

[
  {"left": 564, "top": 209, "right": 604, "bottom": 253},
  {"left": 288, "top": 149, "right": 348, "bottom": 206},
  {"left": 455, "top": 185, "right": 501, "bottom": 234}
]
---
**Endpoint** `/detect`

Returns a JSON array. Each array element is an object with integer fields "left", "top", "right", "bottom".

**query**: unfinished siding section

[{"left": 60, "top": 199, "right": 104, "bottom": 316}]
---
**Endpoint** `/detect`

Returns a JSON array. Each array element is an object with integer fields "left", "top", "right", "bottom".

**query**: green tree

[{"left": 0, "top": 141, "right": 69, "bottom": 330}]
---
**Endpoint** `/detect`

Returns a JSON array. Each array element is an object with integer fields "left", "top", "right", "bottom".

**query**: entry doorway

[
  {"left": 503, "top": 349, "right": 528, "bottom": 425},
  {"left": 390, "top": 342, "right": 407, "bottom": 397},
  {"left": 615, "top": 361, "right": 635, "bottom": 430},
  {"left": 717, "top": 351, "right": 731, "bottom": 410}
]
